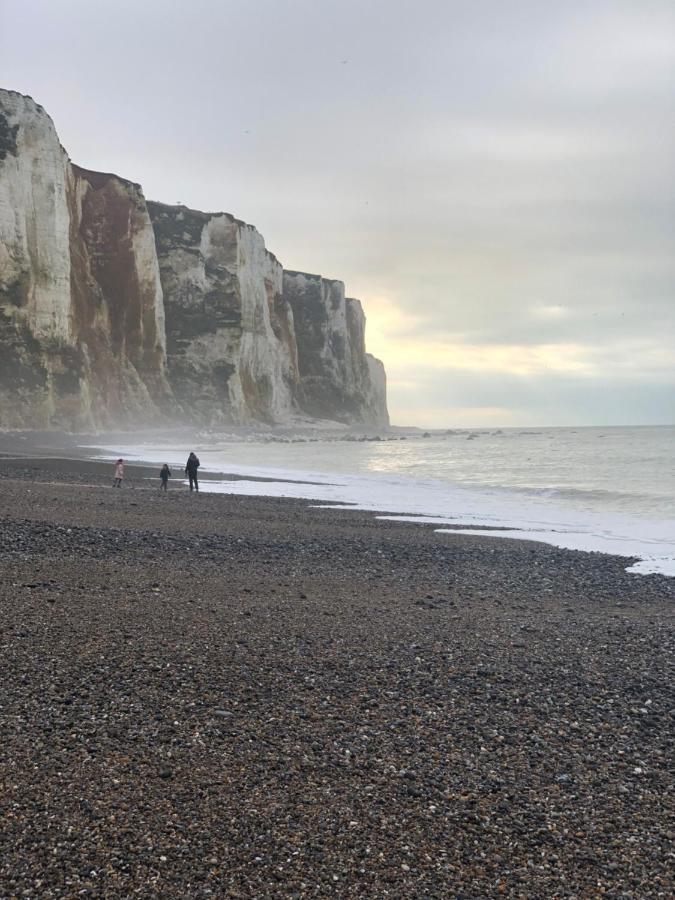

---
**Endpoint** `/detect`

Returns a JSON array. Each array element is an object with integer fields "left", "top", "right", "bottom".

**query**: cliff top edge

[
  {"left": 146, "top": 200, "right": 282, "bottom": 264},
  {"left": 284, "top": 269, "right": 346, "bottom": 287},
  {"left": 0, "top": 88, "right": 46, "bottom": 113},
  {"left": 71, "top": 163, "right": 143, "bottom": 193}
]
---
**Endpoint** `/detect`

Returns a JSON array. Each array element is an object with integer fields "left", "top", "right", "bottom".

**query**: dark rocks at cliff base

[{"left": 0, "top": 457, "right": 673, "bottom": 897}]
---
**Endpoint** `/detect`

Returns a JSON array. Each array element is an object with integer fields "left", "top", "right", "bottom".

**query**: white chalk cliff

[
  {"left": 0, "top": 89, "right": 388, "bottom": 429},
  {"left": 283, "top": 271, "right": 388, "bottom": 426},
  {"left": 148, "top": 203, "right": 299, "bottom": 425}
]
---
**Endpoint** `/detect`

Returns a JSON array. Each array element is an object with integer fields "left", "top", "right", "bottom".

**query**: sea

[{"left": 91, "top": 425, "right": 675, "bottom": 578}]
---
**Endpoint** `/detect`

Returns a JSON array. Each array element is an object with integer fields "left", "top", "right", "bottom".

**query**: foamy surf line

[{"left": 89, "top": 444, "right": 675, "bottom": 578}]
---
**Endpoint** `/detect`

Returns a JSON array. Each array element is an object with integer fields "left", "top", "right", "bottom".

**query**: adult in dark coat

[{"left": 185, "top": 452, "right": 200, "bottom": 492}]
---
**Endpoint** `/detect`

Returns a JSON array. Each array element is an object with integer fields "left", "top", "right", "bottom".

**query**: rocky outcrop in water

[{"left": 0, "top": 89, "right": 388, "bottom": 429}]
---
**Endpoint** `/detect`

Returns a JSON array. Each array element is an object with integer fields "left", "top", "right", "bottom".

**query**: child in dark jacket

[{"left": 159, "top": 463, "right": 172, "bottom": 491}]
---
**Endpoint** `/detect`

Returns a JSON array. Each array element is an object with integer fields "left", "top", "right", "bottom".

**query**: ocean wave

[{"left": 488, "top": 483, "right": 673, "bottom": 508}]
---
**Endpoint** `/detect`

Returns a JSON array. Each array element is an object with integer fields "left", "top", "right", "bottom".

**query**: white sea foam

[
  {"left": 199, "top": 475, "right": 674, "bottom": 576},
  {"left": 89, "top": 426, "right": 675, "bottom": 578}
]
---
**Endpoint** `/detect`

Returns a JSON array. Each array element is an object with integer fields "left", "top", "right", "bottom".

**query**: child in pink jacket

[{"left": 113, "top": 459, "right": 124, "bottom": 488}]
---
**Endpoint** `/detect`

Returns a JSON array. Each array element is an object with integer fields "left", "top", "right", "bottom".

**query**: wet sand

[{"left": 0, "top": 455, "right": 672, "bottom": 897}]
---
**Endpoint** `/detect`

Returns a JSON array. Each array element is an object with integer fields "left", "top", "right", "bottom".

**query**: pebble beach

[{"left": 0, "top": 454, "right": 673, "bottom": 898}]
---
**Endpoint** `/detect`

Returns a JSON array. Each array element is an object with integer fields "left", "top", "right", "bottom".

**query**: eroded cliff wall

[
  {"left": 148, "top": 203, "right": 298, "bottom": 425},
  {"left": 0, "top": 90, "right": 169, "bottom": 428},
  {"left": 0, "top": 91, "right": 79, "bottom": 426},
  {"left": 0, "top": 88, "right": 388, "bottom": 430},
  {"left": 68, "top": 166, "right": 170, "bottom": 418},
  {"left": 283, "top": 271, "right": 389, "bottom": 426}
]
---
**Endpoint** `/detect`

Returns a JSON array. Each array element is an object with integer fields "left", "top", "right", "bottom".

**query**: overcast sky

[{"left": 2, "top": 0, "right": 674, "bottom": 426}]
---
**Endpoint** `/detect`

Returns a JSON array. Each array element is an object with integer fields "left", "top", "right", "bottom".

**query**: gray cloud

[{"left": 2, "top": 0, "right": 673, "bottom": 425}]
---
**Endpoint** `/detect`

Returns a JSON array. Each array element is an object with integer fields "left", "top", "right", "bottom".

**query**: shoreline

[
  {"left": 2, "top": 426, "right": 675, "bottom": 577},
  {"left": 0, "top": 454, "right": 673, "bottom": 895},
  {"left": 3, "top": 450, "right": 671, "bottom": 566},
  {"left": 82, "top": 436, "right": 675, "bottom": 579}
]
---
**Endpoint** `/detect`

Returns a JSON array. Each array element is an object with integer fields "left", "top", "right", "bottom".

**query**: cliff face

[
  {"left": 147, "top": 203, "right": 298, "bottom": 425},
  {"left": 70, "top": 167, "right": 168, "bottom": 408},
  {"left": 0, "top": 90, "right": 169, "bottom": 428},
  {"left": 283, "top": 271, "right": 389, "bottom": 426},
  {"left": 0, "top": 91, "right": 77, "bottom": 427},
  {"left": 0, "top": 89, "right": 388, "bottom": 430}
]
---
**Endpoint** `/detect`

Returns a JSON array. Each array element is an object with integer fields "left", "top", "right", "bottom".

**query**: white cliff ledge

[{"left": 0, "top": 89, "right": 388, "bottom": 429}]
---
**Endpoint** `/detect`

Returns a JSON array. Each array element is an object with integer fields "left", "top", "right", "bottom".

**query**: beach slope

[{"left": 0, "top": 457, "right": 672, "bottom": 897}]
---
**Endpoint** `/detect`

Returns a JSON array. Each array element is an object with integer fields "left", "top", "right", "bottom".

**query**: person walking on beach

[
  {"left": 113, "top": 458, "right": 124, "bottom": 488},
  {"left": 185, "top": 452, "right": 200, "bottom": 492},
  {"left": 159, "top": 463, "right": 172, "bottom": 492}
]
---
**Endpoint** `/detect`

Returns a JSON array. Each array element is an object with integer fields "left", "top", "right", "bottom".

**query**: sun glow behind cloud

[
  {"left": 365, "top": 293, "right": 675, "bottom": 427},
  {"left": 365, "top": 293, "right": 659, "bottom": 378}
]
